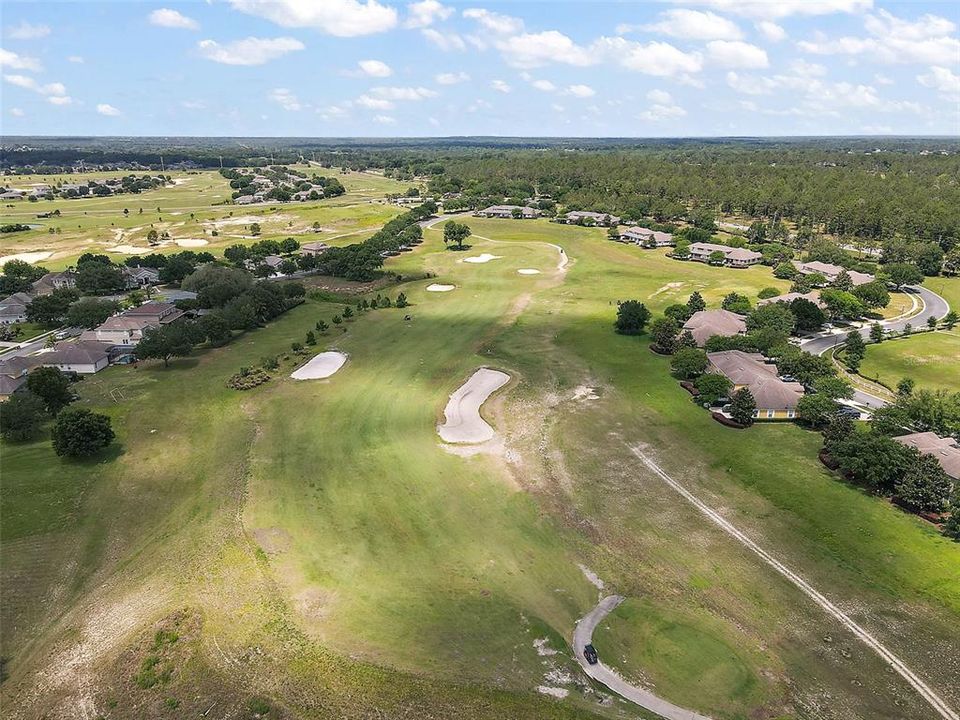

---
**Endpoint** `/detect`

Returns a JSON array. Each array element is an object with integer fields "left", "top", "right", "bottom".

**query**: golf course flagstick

[{"left": 631, "top": 446, "right": 959, "bottom": 720}]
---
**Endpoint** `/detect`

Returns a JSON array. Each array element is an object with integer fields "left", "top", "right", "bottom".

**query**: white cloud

[
  {"left": 10, "top": 107, "right": 24, "bottom": 117},
  {"left": 421, "top": 27, "right": 466, "bottom": 51},
  {"left": 3, "top": 73, "right": 36, "bottom": 90},
  {"left": 497, "top": 31, "right": 596, "bottom": 68},
  {"left": 181, "top": 100, "right": 206, "bottom": 110},
  {"left": 197, "top": 37, "right": 304, "bottom": 65},
  {"left": 639, "top": 89, "right": 687, "bottom": 121},
  {"left": 670, "top": 0, "right": 873, "bottom": 19},
  {"left": 374, "top": 114, "right": 396, "bottom": 124},
  {"left": 47, "top": 95, "right": 72, "bottom": 106},
  {"left": 641, "top": 10, "right": 742, "bottom": 41},
  {"left": 707, "top": 40, "right": 769, "bottom": 68},
  {"left": 429, "top": 116, "right": 440, "bottom": 126},
  {"left": 435, "top": 71, "right": 469, "bottom": 84},
  {"left": 790, "top": 59, "right": 827, "bottom": 77},
  {"left": 491, "top": 79, "right": 512, "bottom": 93},
  {"left": 149, "top": 8, "right": 199, "bottom": 30},
  {"left": 67, "top": 55, "right": 85, "bottom": 64},
  {"left": 96, "top": 103, "right": 122, "bottom": 116},
  {"left": 358, "top": 59, "right": 393, "bottom": 77},
  {"left": 564, "top": 83, "right": 595, "bottom": 97},
  {"left": 595, "top": 37, "right": 703, "bottom": 77},
  {"left": 0, "top": 48, "right": 42, "bottom": 72},
  {"left": 405, "top": 1, "right": 453, "bottom": 28},
  {"left": 918, "top": 66, "right": 960, "bottom": 100},
  {"left": 551, "top": 103, "right": 565, "bottom": 112},
  {"left": 755, "top": 21, "right": 786, "bottom": 42},
  {"left": 532, "top": 79, "right": 556, "bottom": 92},
  {"left": 229, "top": 0, "right": 397, "bottom": 36},
  {"left": 8, "top": 21, "right": 51, "bottom": 40},
  {"left": 798, "top": 9, "right": 959, "bottom": 65},
  {"left": 369, "top": 85, "right": 437, "bottom": 100},
  {"left": 874, "top": 73, "right": 894, "bottom": 85},
  {"left": 356, "top": 95, "right": 394, "bottom": 110},
  {"left": 4, "top": 74, "right": 69, "bottom": 103},
  {"left": 466, "top": 98, "right": 492, "bottom": 112},
  {"left": 269, "top": 88, "right": 302, "bottom": 110},
  {"left": 318, "top": 103, "right": 350, "bottom": 121},
  {"left": 463, "top": 8, "right": 524, "bottom": 35}
]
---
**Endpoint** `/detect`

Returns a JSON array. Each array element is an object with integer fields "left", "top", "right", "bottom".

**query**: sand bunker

[
  {"left": 175, "top": 238, "right": 209, "bottom": 247},
  {"left": 437, "top": 368, "right": 510, "bottom": 444},
  {"left": 426, "top": 283, "right": 456, "bottom": 292},
  {"left": 0, "top": 251, "right": 52, "bottom": 266},
  {"left": 463, "top": 253, "right": 502, "bottom": 264},
  {"left": 107, "top": 245, "right": 152, "bottom": 254},
  {"left": 517, "top": 268, "right": 541, "bottom": 275},
  {"left": 291, "top": 351, "right": 348, "bottom": 380}
]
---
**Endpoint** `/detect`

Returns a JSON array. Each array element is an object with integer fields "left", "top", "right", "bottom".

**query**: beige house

[
  {"left": 620, "top": 226, "right": 674, "bottom": 247},
  {"left": 89, "top": 301, "right": 184, "bottom": 347},
  {"left": 565, "top": 210, "right": 620, "bottom": 226},
  {"left": 688, "top": 242, "right": 762, "bottom": 267},
  {"left": 757, "top": 290, "right": 825, "bottom": 308},
  {"left": 682, "top": 309, "right": 747, "bottom": 347},
  {"left": 301, "top": 241, "right": 330, "bottom": 256},
  {"left": 475, "top": 205, "right": 541, "bottom": 219},
  {"left": 794, "top": 261, "right": 874, "bottom": 286},
  {"left": 707, "top": 350, "right": 805, "bottom": 420},
  {"left": 0, "top": 292, "right": 32, "bottom": 324},
  {"left": 39, "top": 341, "right": 111, "bottom": 374},
  {"left": 894, "top": 432, "right": 960, "bottom": 480}
]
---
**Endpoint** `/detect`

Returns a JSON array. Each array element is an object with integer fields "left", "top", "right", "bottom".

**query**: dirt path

[
  {"left": 573, "top": 595, "right": 712, "bottom": 720},
  {"left": 630, "top": 445, "right": 959, "bottom": 720}
]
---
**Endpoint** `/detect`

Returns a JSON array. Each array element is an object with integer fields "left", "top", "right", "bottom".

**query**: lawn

[
  {"left": 859, "top": 331, "right": 960, "bottom": 393},
  {"left": 2, "top": 215, "right": 958, "bottom": 720}
]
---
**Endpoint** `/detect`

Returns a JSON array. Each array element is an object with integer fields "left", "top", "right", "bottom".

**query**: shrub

[
  {"left": 228, "top": 368, "right": 271, "bottom": 390},
  {"left": 51, "top": 408, "right": 115, "bottom": 457}
]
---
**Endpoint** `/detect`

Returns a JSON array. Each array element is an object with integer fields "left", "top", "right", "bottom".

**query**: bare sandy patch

[
  {"left": 291, "top": 351, "right": 348, "bottom": 380},
  {"left": 462, "top": 253, "right": 503, "bottom": 264},
  {"left": 107, "top": 244, "right": 152, "bottom": 254},
  {"left": 649, "top": 281, "right": 684, "bottom": 298},
  {"left": 578, "top": 563, "right": 605, "bottom": 591},
  {"left": 175, "top": 238, "right": 209, "bottom": 247},
  {"left": 572, "top": 385, "right": 600, "bottom": 401},
  {"left": 426, "top": 283, "right": 456, "bottom": 292},
  {"left": 438, "top": 368, "right": 510, "bottom": 444},
  {"left": 0, "top": 251, "right": 52, "bottom": 266},
  {"left": 517, "top": 268, "right": 541, "bottom": 275},
  {"left": 537, "top": 686, "right": 569, "bottom": 699}
]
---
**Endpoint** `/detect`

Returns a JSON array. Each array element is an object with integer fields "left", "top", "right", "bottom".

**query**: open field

[
  {"left": 860, "top": 331, "right": 960, "bottom": 393},
  {"left": 0, "top": 168, "right": 408, "bottom": 269},
  {"left": 2, "top": 215, "right": 958, "bottom": 719}
]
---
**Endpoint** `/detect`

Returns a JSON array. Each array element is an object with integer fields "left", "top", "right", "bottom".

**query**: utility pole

[
  {"left": 160, "top": 155, "right": 165, "bottom": 172},
  {"left": 219, "top": 155, "right": 224, "bottom": 170}
]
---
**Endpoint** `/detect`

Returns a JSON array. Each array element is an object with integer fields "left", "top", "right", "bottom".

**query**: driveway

[{"left": 572, "top": 595, "right": 713, "bottom": 720}]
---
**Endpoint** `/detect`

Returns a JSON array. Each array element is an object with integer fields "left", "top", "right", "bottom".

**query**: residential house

[
  {"left": 682, "top": 309, "right": 747, "bottom": 347},
  {"left": 893, "top": 432, "right": 960, "bottom": 481},
  {"left": 0, "top": 190, "right": 24, "bottom": 201},
  {"left": 0, "top": 373, "right": 27, "bottom": 401},
  {"left": 88, "top": 301, "right": 184, "bottom": 347},
  {"left": 794, "top": 261, "right": 874, "bottom": 286},
  {"left": 757, "top": 290, "right": 825, "bottom": 308},
  {"left": 0, "top": 292, "right": 32, "bottom": 324},
  {"left": 0, "top": 355, "right": 41, "bottom": 400},
  {"left": 121, "top": 265, "right": 161, "bottom": 288},
  {"left": 32, "top": 270, "right": 78, "bottom": 296},
  {"left": 475, "top": 205, "right": 542, "bottom": 219},
  {"left": 235, "top": 195, "right": 257, "bottom": 205},
  {"left": 123, "top": 301, "right": 183, "bottom": 324},
  {"left": 707, "top": 350, "right": 805, "bottom": 420},
  {"left": 688, "top": 242, "right": 762, "bottom": 268},
  {"left": 565, "top": 211, "right": 621, "bottom": 226},
  {"left": 620, "top": 226, "right": 675, "bottom": 247},
  {"left": 301, "top": 241, "right": 330, "bottom": 256},
  {"left": 39, "top": 341, "right": 111, "bottom": 374}
]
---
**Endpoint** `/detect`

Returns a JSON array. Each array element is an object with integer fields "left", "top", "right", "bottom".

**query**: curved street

[{"left": 572, "top": 595, "right": 713, "bottom": 720}]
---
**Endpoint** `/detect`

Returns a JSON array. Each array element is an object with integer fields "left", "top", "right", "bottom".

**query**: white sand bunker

[
  {"left": 427, "top": 283, "right": 456, "bottom": 292},
  {"left": 291, "top": 351, "right": 348, "bottom": 380},
  {"left": 0, "top": 251, "right": 52, "bottom": 266},
  {"left": 175, "top": 238, "right": 209, "bottom": 247},
  {"left": 108, "top": 245, "right": 152, "bottom": 254},
  {"left": 517, "top": 268, "right": 541, "bottom": 275},
  {"left": 438, "top": 368, "right": 510, "bottom": 444},
  {"left": 463, "top": 253, "right": 502, "bottom": 264}
]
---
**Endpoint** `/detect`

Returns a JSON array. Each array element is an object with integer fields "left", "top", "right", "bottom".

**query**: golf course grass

[
  {"left": 2, "top": 215, "right": 958, "bottom": 720},
  {"left": 859, "top": 331, "right": 960, "bottom": 393}
]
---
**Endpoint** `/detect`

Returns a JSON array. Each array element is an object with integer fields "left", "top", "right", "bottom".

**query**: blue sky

[{"left": 1, "top": 1, "right": 958, "bottom": 137}]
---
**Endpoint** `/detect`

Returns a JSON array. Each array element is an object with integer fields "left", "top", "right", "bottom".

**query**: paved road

[
  {"left": 573, "top": 595, "right": 713, "bottom": 720},
  {"left": 419, "top": 212, "right": 471, "bottom": 230}
]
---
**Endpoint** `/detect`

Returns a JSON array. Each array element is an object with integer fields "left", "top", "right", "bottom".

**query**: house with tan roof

[
  {"left": 0, "top": 292, "right": 32, "bottom": 324},
  {"left": 682, "top": 309, "right": 747, "bottom": 347},
  {"left": 39, "top": 340, "right": 111, "bottom": 374},
  {"left": 688, "top": 242, "right": 762, "bottom": 267},
  {"left": 894, "top": 432, "right": 960, "bottom": 481},
  {"left": 620, "top": 226, "right": 675, "bottom": 247},
  {"left": 475, "top": 205, "right": 541, "bottom": 219},
  {"left": 301, "top": 241, "right": 329, "bottom": 256},
  {"left": 794, "top": 261, "right": 874, "bottom": 286},
  {"left": 32, "top": 270, "right": 77, "bottom": 296},
  {"left": 565, "top": 210, "right": 620, "bottom": 226},
  {"left": 757, "top": 290, "right": 825, "bottom": 309},
  {"left": 707, "top": 350, "right": 805, "bottom": 420}
]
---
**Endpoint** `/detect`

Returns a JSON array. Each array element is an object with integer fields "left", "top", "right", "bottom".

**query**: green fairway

[
  {"left": 860, "top": 331, "right": 960, "bottom": 393},
  {"left": 2, "top": 215, "right": 958, "bottom": 720}
]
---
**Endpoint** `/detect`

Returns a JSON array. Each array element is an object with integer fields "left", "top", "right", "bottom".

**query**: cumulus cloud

[
  {"left": 497, "top": 30, "right": 596, "bottom": 68},
  {"left": 269, "top": 88, "right": 302, "bottom": 110},
  {"left": 8, "top": 21, "right": 51, "bottom": 40},
  {"left": 706, "top": 40, "right": 769, "bottom": 68},
  {"left": 356, "top": 95, "right": 393, "bottom": 109},
  {"left": 149, "top": 8, "right": 199, "bottom": 30},
  {"left": 668, "top": 0, "right": 873, "bottom": 19},
  {"left": 405, "top": 0, "right": 453, "bottom": 28},
  {"left": 374, "top": 114, "right": 396, "bottom": 124},
  {"left": 491, "top": 79, "right": 512, "bottom": 93},
  {"left": 594, "top": 37, "right": 703, "bottom": 77},
  {"left": 10, "top": 107, "right": 24, "bottom": 117},
  {"left": 463, "top": 8, "right": 524, "bottom": 35},
  {"left": 435, "top": 71, "right": 469, "bottom": 84},
  {"left": 532, "top": 79, "right": 556, "bottom": 91},
  {"left": 47, "top": 95, "right": 72, "bottom": 106},
  {"left": 564, "top": 83, "right": 595, "bottom": 97},
  {"left": 228, "top": 0, "right": 397, "bottom": 37},
  {"left": 67, "top": 55, "right": 85, "bottom": 64},
  {"left": 918, "top": 66, "right": 960, "bottom": 100},
  {"left": 4, "top": 73, "right": 70, "bottom": 104},
  {"left": 755, "top": 21, "right": 786, "bottom": 42},
  {"left": 0, "top": 48, "right": 43, "bottom": 72},
  {"left": 197, "top": 37, "right": 304, "bottom": 65},
  {"left": 638, "top": 89, "right": 686, "bottom": 121},
  {"left": 96, "top": 103, "right": 122, "bottom": 116},
  {"left": 639, "top": 9, "right": 742, "bottom": 40},
  {"left": 358, "top": 59, "right": 393, "bottom": 77},
  {"left": 369, "top": 85, "right": 438, "bottom": 100},
  {"left": 421, "top": 27, "right": 466, "bottom": 51}
]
